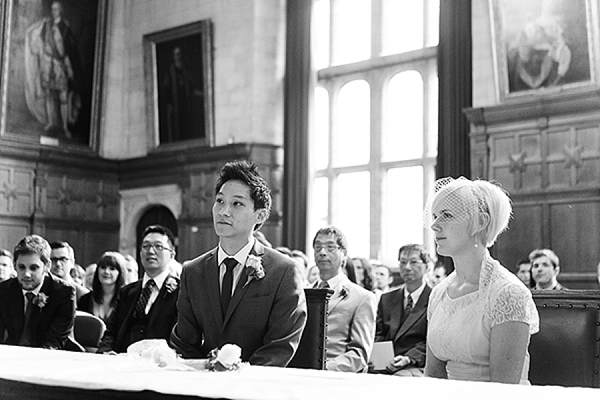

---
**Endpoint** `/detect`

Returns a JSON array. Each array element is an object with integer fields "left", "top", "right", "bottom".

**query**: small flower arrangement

[
  {"left": 340, "top": 286, "right": 349, "bottom": 299},
  {"left": 164, "top": 276, "right": 179, "bottom": 294},
  {"left": 33, "top": 292, "right": 49, "bottom": 309},
  {"left": 207, "top": 344, "right": 243, "bottom": 372},
  {"left": 245, "top": 255, "right": 265, "bottom": 282}
]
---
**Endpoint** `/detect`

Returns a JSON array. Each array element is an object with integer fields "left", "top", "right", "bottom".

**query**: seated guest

[
  {"left": 98, "top": 225, "right": 179, "bottom": 353},
  {"left": 0, "top": 235, "right": 75, "bottom": 349},
  {"left": 50, "top": 241, "right": 89, "bottom": 303},
  {"left": 78, "top": 252, "right": 126, "bottom": 324},
  {"left": 70, "top": 264, "right": 85, "bottom": 287},
  {"left": 373, "top": 244, "right": 432, "bottom": 376},
  {"left": 313, "top": 226, "right": 376, "bottom": 372},
  {"left": 352, "top": 257, "right": 373, "bottom": 291},
  {"left": 123, "top": 254, "right": 139, "bottom": 284},
  {"left": 84, "top": 263, "right": 96, "bottom": 290},
  {"left": 306, "top": 265, "right": 320, "bottom": 287},
  {"left": 171, "top": 161, "right": 306, "bottom": 366},
  {"left": 430, "top": 263, "right": 448, "bottom": 288},
  {"left": 515, "top": 258, "right": 534, "bottom": 289},
  {"left": 424, "top": 177, "right": 539, "bottom": 384},
  {"left": 0, "top": 249, "right": 15, "bottom": 282},
  {"left": 372, "top": 264, "right": 394, "bottom": 303},
  {"left": 529, "top": 248, "right": 567, "bottom": 290}
]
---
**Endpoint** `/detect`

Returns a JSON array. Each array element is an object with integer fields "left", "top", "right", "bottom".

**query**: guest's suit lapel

[
  {"left": 147, "top": 275, "right": 177, "bottom": 328},
  {"left": 204, "top": 249, "right": 224, "bottom": 328},
  {"left": 27, "top": 275, "right": 53, "bottom": 340},
  {"left": 223, "top": 241, "right": 265, "bottom": 325},
  {"left": 388, "top": 288, "right": 404, "bottom": 339},
  {"left": 10, "top": 279, "right": 25, "bottom": 340},
  {"left": 395, "top": 285, "right": 431, "bottom": 341},
  {"left": 327, "top": 275, "right": 351, "bottom": 314}
]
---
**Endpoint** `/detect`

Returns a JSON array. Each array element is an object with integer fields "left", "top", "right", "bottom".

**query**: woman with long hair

[{"left": 78, "top": 251, "right": 126, "bottom": 324}]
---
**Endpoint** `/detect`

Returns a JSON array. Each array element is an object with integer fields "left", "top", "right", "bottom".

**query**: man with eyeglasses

[
  {"left": 171, "top": 160, "right": 306, "bottom": 366},
  {"left": 98, "top": 225, "right": 179, "bottom": 353},
  {"left": 50, "top": 241, "right": 89, "bottom": 304},
  {"left": 372, "top": 244, "right": 432, "bottom": 376},
  {"left": 312, "top": 225, "right": 376, "bottom": 372}
]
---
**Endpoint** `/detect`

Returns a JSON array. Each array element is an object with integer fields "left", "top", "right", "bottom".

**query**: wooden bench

[{"left": 529, "top": 290, "right": 600, "bottom": 387}]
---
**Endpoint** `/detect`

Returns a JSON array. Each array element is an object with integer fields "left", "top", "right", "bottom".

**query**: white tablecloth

[{"left": 0, "top": 345, "right": 597, "bottom": 400}]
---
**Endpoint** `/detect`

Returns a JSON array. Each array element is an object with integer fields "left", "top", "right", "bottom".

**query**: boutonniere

[
  {"left": 33, "top": 292, "right": 49, "bottom": 309},
  {"left": 244, "top": 255, "right": 265, "bottom": 283},
  {"left": 340, "top": 286, "right": 349, "bottom": 299},
  {"left": 164, "top": 277, "right": 179, "bottom": 294}
]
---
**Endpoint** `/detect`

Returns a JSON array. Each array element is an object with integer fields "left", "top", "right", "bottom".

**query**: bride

[{"left": 424, "top": 177, "right": 539, "bottom": 384}]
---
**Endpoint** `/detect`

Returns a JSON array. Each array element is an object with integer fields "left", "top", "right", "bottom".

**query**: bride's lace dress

[{"left": 427, "top": 251, "right": 539, "bottom": 383}]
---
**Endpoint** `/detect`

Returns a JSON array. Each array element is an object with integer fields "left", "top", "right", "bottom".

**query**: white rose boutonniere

[
  {"left": 245, "top": 255, "right": 265, "bottom": 283},
  {"left": 164, "top": 277, "right": 179, "bottom": 294},
  {"left": 33, "top": 292, "right": 49, "bottom": 309}
]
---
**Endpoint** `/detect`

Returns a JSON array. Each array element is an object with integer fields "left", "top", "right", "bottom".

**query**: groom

[{"left": 171, "top": 160, "right": 306, "bottom": 366}]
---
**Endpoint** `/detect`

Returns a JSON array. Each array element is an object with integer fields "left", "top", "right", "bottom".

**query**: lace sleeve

[{"left": 488, "top": 283, "right": 539, "bottom": 334}]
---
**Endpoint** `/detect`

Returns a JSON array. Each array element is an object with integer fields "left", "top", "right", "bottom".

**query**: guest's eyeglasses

[
  {"left": 399, "top": 259, "right": 423, "bottom": 267},
  {"left": 313, "top": 244, "right": 340, "bottom": 253},
  {"left": 140, "top": 243, "right": 173, "bottom": 253}
]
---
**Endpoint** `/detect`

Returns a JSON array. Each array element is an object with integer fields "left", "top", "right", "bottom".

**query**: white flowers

[
  {"left": 33, "top": 292, "right": 49, "bottom": 308},
  {"left": 245, "top": 255, "right": 265, "bottom": 281}
]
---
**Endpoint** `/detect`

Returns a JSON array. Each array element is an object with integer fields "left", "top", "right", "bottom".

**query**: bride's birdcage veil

[{"left": 423, "top": 177, "right": 512, "bottom": 247}]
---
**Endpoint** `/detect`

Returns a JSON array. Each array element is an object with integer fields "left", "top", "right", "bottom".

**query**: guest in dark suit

[
  {"left": 0, "top": 235, "right": 75, "bottom": 349},
  {"left": 98, "top": 225, "right": 179, "bottom": 353},
  {"left": 171, "top": 160, "right": 307, "bottom": 366},
  {"left": 313, "top": 226, "right": 377, "bottom": 372},
  {"left": 373, "top": 244, "right": 432, "bottom": 376}
]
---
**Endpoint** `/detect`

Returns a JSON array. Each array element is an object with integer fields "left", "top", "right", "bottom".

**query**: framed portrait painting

[
  {"left": 143, "top": 20, "right": 214, "bottom": 148},
  {"left": 490, "top": 0, "right": 600, "bottom": 101},
  {"left": 0, "top": 0, "right": 107, "bottom": 150}
]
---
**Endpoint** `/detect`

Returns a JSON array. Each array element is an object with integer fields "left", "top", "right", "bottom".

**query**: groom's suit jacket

[
  {"left": 98, "top": 274, "right": 179, "bottom": 353},
  {"left": 0, "top": 274, "right": 75, "bottom": 349},
  {"left": 324, "top": 274, "right": 377, "bottom": 372},
  {"left": 171, "top": 241, "right": 307, "bottom": 366},
  {"left": 375, "top": 284, "right": 431, "bottom": 367}
]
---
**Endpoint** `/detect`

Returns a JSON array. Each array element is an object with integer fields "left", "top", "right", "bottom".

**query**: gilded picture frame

[
  {"left": 143, "top": 20, "right": 214, "bottom": 149},
  {"left": 490, "top": 0, "right": 600, "bottom": 101},
  {"left": 0, "top": 0, "right": 107, "bottom": 150}
]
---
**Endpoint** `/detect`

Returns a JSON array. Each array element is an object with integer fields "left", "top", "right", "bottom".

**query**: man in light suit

[
  {"left": 98, "top": 225, "right": 179, "bottom": 353},
  {"left": 0, "top": 235, "right": 75, "bottom": 349},
  {"left": 313, "top": 226, "right": 376, "bottom": 372},
  {"left": 373, "top": 244, "right": 432, "bottom": 376},
  {"left": 171, "top": 160, "right": 307, "bottom": 366}
]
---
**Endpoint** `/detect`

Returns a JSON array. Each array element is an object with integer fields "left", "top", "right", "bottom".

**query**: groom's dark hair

[{"left": 215, "top": 160, "right": 272, "bottom": 228}]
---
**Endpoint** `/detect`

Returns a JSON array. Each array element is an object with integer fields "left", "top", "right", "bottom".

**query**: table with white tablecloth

[{"left": 0, "top": 345, "right": 598, "bottom": 400}]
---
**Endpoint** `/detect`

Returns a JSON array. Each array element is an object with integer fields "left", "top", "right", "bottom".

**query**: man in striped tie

[
  {"left": 372, "top": 244, "right": 432, "bottom": 376},
  {"left": 98, "top": 225, "right": 180, "bottom": 353}
]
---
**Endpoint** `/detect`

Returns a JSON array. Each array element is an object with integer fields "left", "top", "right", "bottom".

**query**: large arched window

[{"left": 309, "top": 0, "right": 439, "bottom": 265}]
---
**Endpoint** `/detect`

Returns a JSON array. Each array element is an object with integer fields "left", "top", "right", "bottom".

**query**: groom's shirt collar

[{"left": 217, "top": 238, "right": 255, "bottom": 290}]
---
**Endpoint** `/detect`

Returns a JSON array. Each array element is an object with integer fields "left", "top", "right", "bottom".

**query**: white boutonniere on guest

[
  {"left": 33, "top": 292, "right": 49, "bottom": 309},
  {"left": 244, "top": 255, "right": 265, "bottom": 285},
  {"left": 207, "top": 343, "right": 243, "bottom": 372},
  {"left": 164, "top": 276, "right": 179, "bottom": 294}
]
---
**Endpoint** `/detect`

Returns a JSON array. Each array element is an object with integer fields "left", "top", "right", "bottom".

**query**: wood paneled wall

[{"left": 466, "top": 89, "right": 600, "bottom": 288}]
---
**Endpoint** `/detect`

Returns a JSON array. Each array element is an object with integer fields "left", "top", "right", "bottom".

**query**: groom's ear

[{"left": 255, "top": 208, "right": 268, "bottom": 224}]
